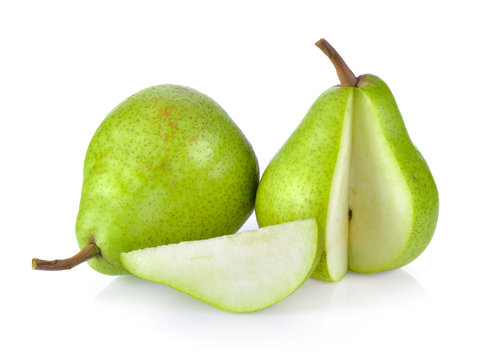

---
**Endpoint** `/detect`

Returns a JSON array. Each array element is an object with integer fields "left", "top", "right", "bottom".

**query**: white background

[{"left": 1, "top": 0, "right": 495, "bottom": 359}]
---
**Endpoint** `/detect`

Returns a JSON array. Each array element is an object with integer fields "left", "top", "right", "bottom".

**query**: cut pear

[
  {"left": 255, "top": 40, "right": 438, "bottom": 279},
  {"left": 120, "top": 219, "right": 321, "bottom": 312}
]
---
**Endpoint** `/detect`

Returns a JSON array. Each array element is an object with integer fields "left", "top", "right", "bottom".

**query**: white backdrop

[{"left": 2, "top": 1, "right": 495, "bottom": 359}]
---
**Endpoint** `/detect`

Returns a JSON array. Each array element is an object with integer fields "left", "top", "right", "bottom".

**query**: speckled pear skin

[
  {"left": 255, "top": 86, "right": 353, "bottom": 281},
  {"left": 76, "top": 85, "right": 259, "bottom": 275},
  {"left": 353, "top": 75, "right": 438, "bottom": 270}
]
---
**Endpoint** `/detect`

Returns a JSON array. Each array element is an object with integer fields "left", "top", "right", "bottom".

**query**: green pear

[
  {"left": 255, "top": 39, "right": 438, "bottom": 280},
  {"left": 33, "top": 85, "right": 259, "bottom": 275},
  {"left": 120, "top": 219, "right": 321, "bottom": 312}
]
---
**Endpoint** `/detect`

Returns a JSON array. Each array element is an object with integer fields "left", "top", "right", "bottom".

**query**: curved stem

[
  {"left": 315, "top": 38, "right": 357, "bottom": 87},
  {"left": 32, "top": 243, "right": 100, "bottom": 271}
]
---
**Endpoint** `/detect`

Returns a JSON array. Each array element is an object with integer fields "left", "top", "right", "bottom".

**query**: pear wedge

[
  {"left": 255, "top": 39, "right": 438, "bottom": 279},
  {"left": 120, "top": 219, "right": 321, "bottom": 313}
]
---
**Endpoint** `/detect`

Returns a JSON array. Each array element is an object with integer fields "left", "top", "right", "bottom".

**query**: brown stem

[
  {"left": 32, "top": 243, "right": 100, "bottom": 271},
  {"left": 315, "top": 38, "right": 358, "bottom": 87}
]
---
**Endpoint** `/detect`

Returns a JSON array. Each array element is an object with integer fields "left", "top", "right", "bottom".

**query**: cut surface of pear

[
  {"left": 324, "top": 93, "right": 353, "bottom": 280},
  {"left": 120, "top": 219, "right": 321, "bottom": 313},
  {"left": 349, "top": 83, "right": 413, "bottom": 271},
  {"left": 348, "top": 77, "right": 438, "bottom": 272},
  {"left": 255, "top": 39, "right": 438, "bottom": 279}
]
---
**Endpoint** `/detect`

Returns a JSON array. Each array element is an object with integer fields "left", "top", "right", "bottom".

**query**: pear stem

[
  {"left": 32, "top": 243, "right": 100, "bottom": 271},
  {"left": 315, "top": 38, "right": 358, "bottom": 87}
]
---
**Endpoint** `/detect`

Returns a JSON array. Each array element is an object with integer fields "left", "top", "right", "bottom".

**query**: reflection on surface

[
  {"left": 94, "top": 269, "right": 426, "bottom": 347},
  {"left": 260, "top": 268, "right": 426, "bottom": 314},
  {"left": 95, "top": 275, "right": 216, "bottom": 312},
  {"left": 95, "top": 268, "right": 425, "bottom": 315},
  {"left": 326, "top": 269, "right": 426, "bottom": 309}
]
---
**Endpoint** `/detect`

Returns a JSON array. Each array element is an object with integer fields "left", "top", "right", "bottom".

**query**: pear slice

[{"left": 120, "top": 219, "right": 321, "bottom": 312}]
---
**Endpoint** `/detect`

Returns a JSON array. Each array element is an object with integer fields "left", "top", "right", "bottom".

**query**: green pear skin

[
  {"left": 255, "top": 87, "right": 353, "bottom": 281},
  {"left": 120, "top": 219, "right": 321, "bottom": 313},
  {"left": 73, "top": 85, "right": 259, "bottom": 275}
]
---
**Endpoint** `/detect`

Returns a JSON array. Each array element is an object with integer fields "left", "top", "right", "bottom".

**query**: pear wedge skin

[
  {"left": 349, "top": 76, "right": 438, "bottom": 272},
  {"left": 120, "top": 219, "right": 321, "bottom": 313},
  {"left": 255, "top": 87, "right": 353, "bottom": 281}
]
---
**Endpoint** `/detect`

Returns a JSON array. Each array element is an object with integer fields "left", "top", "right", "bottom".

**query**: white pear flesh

[
  {"left": 324, "top": 92, "right": 353, "bottom": 281},
  {"left": 120, "top": 219, "right": 321, "bottom": 312},
  {"left": 349, "top": 89, "right": 413, "bottom": 272}
]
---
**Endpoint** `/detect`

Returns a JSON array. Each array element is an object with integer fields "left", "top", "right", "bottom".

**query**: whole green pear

[
  {"left": 255, "top": 39, "right": 438, "bottom": 281},
  {"left": 33, "top": 85, "right": 259, "bottom": 275}
]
